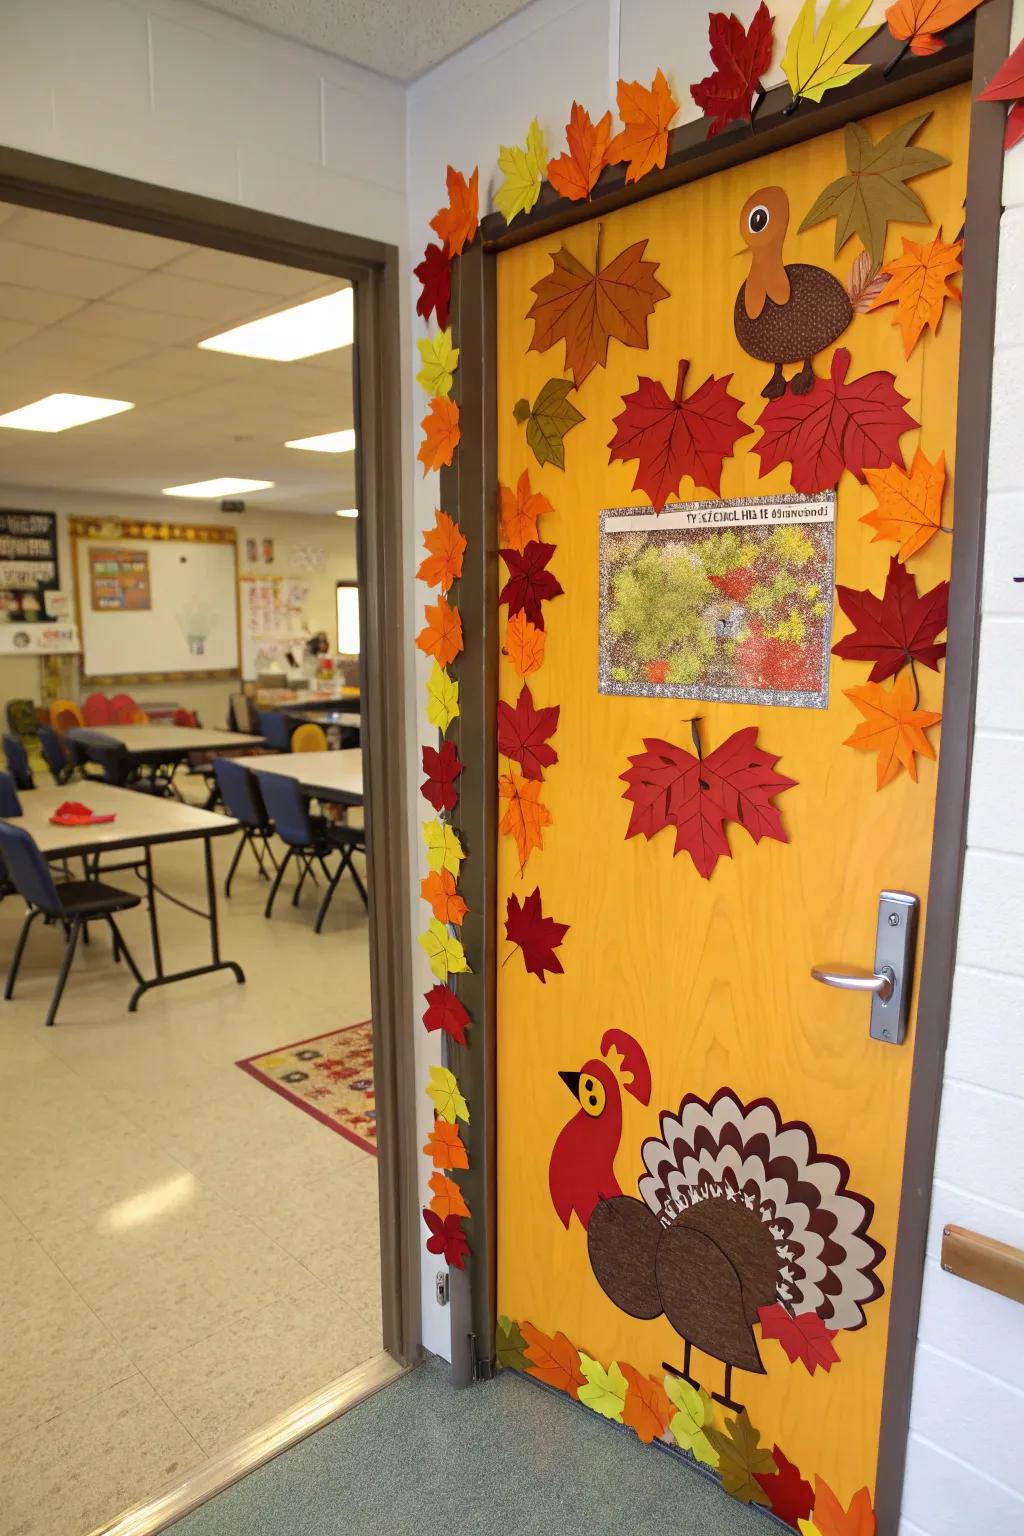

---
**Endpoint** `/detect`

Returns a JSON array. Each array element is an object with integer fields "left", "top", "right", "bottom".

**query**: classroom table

[
  {"left": 65, "top": 724, "right": 265, "bottom": 763},
  {"left": 282, "top": 707, "right": 360, "bottom": 734},
  {"left": 228, "top": 749, "right": 363, "bottom": 808},
  {"left": 5, "top": 782, "right": 245, "bottom": 1010}
]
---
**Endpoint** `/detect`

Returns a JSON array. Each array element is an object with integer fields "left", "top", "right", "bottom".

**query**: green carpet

[{"left": 170, "top": 1356, "right": 771, "bottom": 1535}]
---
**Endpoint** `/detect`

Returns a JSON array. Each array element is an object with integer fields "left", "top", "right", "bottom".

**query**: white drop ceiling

[
  {"left": 0, "top": 201, "right": 354, "bottom": 517},
  {"left": 195, "top": 0, "right": 537, "bottom": 80}
]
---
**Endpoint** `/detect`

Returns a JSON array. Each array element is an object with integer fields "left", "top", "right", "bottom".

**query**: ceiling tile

[
  {"left": 61, "top": 301, "right": 212, "bottom": 347},
  {"left": 111, "top": 272, "right": 288, "bottom": 323},
  {"left": 160, "top": 248, "right": 343, "bottom": 298},
  {"left": 0, "top": 243, "right": 141, "bottom": 300},
  {"left": 0, "top": 285, "right": 88, "bottom": 326},
  {"left": 1, "top": 207, "right": 191, "bottom": 268}
]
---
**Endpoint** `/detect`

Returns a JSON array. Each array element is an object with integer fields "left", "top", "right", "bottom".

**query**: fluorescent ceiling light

[
  {"left": 0, "top": 392, "right": 134, "bottom": 432},
  {"left": 335, "top": 508, "right": 359, "bottom": 518},
  {"left": 198, "top": 288, "right": 353, "bottom": 361},
  {"left": 285, "top": 429, "right": 355, "bottom": 454},
  {"left": 162, "top": 477, "right": 275, "bottom": 498}
]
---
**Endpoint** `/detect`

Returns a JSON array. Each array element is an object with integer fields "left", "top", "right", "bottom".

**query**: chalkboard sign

[{"left": 0, "top": 509, "right": 59, "bottom": 622}]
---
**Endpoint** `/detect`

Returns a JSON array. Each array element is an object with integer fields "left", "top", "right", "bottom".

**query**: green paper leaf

[
  {"left": 496, "top": 1315, "right": 529, "bottom": 1371},
  {"left": 425, "top": 660, "right": 460, "bottom": 733},
  {"left": 705, "top": 1407, "right": 775, "bottom": 1505},
  {"left": 799, "top": 113, "right": 949, "bottom": 268},
  {"left": 425, "top": 1064, "right": 469, "bottom": 1124},
  {"left": 416, "top": 328, "right": 460, "bottom": 397},
  {"left": 422, "top": 818, "right": 465, "bottom": 878},
  {"left": 781, "top": 0, "right": 877, "bottom": 108},
  {"left": 418, "top": 918, "right": 471, "bottom": 982},
  {"left": 514, "top": 377, "right": 585, "bottom": 470},
  {"left": 495, "top": 119, "right": 547, "bottom": 225},
  {"left": 663, "top": 1375, "right": 719, "bottom": 1467},
  {"left": 577, "top": 1353, "right": 628, "bottom": 1421}
]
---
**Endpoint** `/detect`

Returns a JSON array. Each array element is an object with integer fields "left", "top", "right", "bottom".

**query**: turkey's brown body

[
  {"left": 734, "top": 263, "right": 852, "bottom": 365},
  {"left": 587, "top": 1194, "right": 781, "bottom": 1380}
]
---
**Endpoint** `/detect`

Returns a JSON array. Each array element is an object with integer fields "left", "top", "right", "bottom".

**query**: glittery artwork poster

[{"left": 598, "top": 492, "right": 836, "bottom": 710}]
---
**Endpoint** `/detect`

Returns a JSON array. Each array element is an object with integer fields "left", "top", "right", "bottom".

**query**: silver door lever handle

[{"left": 811, "top": 963, "right": 895, "bottom": 1001}]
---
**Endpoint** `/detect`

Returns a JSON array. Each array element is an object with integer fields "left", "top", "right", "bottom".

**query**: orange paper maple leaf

[
  {"left": 869, "top": 234, "right": 962, "bottom": 356},
  {"left": 429, "top": 165, "right": 479, "bottom": 257},
  {"left": 620, "top": 1362, "right": 672, "bottom": 1444},
  {"left": 527, "top": 236, "right": 669, "bottom": 388},
  {"left": 808, "top": 1476, "right": 877, "bottom": 1536},
  {"left": 424, "top": 1118, "right": 469, "bottom": 1170},
  {"left": 503, "top": 611, "right": 546, "bottom": 676},
  {"left": 547, "top": 101, "right": 613, "bottom": 201},
  {"left": 499, "top": 470, "right": 553, "bottom": 552},
  {"left": 428, "top": 1169, "right": 471, "bottom": 1221},
  {"left": 418, "top": 509, "right": 466, "bottom": 593},
  {"left": 416, "top": 594, "right": 464, "bottom": 666},
  {"left": 607, "top": 69, "right": 678, "bottom": 182},
  {"left": 420, "top": 868, "right": 468, "bottom": 926},
  {"left": 885, "top": 0, "right": 983, "bottom": 56},
  {"left": 844, "top": 670, "right": 941, "bottom": 788},
  {"left": 418, "top": 396, "right": 461, "bottom": 475},
  {"left": 520, "top": 1320, "right": 585, "bottom": 1398},
  {"left": 860, "top": 448, "right": 946, "bottom": 564},
  {"left": 499, "top": 772, "right": 553, "bottom": 872}
]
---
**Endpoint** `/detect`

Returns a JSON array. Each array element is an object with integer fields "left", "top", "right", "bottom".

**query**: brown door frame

[
  {"left": 445, "top": 6, "right": 1011, "bottom": 1527},
  {"left": 0, "top": 147, "right": 421, "bottom": 1367}
]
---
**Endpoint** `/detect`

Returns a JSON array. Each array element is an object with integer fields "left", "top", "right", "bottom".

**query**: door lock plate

[{"left": 870, "top": 891, "right": 919, "bottom": 1045}]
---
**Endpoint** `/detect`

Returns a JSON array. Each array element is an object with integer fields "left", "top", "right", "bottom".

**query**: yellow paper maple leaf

[
  {"left": 499, "top": 773, "right": 553, "bottom": 873},
  {"left": 503, "top": 611, "right": 546, "bottom": 676},
  {"left": 418, "top": 918, "right": 471, "bottom": 982},
  {"left": 869, "top": 234, "right": 962, "bottom": 356},
  {"left": 415, "top": 328, "right": 460, "bottom": 397},
  {"left": 425, "top": 1065, "right": 470, "bottom": 1124},
  {"left": 425, "top": 660, "right": 459, "bottom": 733},
  {"left": 861, "top": 448, "right": 946, "bottom": 563},
  {"left": 499, "top": 469, "right": 553, "bottom": 552},
  {"left": 422, "top": 818, "right": 466, "bottom": 877},
  {"left": 844, "top": 670, "right": 942, "bottom": 788},
  {"left": 783, "top": 0, "right": 878, "bottom": 107},
  {"left": 495, "top": 119, "right": 547, "bottom": 225}
]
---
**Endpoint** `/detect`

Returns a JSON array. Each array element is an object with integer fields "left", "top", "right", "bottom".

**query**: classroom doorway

[{"left": 0, "top": 173, "right": 414, "bottom": 1536}]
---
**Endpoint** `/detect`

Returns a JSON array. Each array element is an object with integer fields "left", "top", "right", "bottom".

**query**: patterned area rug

[{"left": 236, "top": 1020, "right": 376, "bottom": 1154}]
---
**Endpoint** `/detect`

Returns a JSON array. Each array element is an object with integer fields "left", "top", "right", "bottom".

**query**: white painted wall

[{"left": 406, "top": 0, "right": 1024, "bottom": 1511}]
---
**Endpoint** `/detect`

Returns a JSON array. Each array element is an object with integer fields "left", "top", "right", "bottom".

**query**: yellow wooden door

[{"left": 496, "top": 85, "right": 969, "bottom": 1520}]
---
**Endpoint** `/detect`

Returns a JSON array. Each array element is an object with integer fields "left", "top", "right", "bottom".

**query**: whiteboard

[{"left": 75, "top": 533, "right": 239, "bottom": 677}]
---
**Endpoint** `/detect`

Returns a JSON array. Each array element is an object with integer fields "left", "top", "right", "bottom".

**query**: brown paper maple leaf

[{"left": 527, "top": 236, "right": 669, "bottom": 388}]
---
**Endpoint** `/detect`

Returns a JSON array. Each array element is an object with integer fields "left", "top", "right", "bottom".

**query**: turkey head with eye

[
  {"left": 733, "top": 185, "right": 852, "bottom": 400},
  {"left": 547, "top": 1030, "right": 651, "bottom": 1233}
]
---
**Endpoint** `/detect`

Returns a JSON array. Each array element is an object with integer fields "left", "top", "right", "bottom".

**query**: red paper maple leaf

[
  {"left": 608, "top": 359, "right": 749, "bottom": 510},
  {"left": 504, "top": 887, "right": 569, "bottom": 982},
  {"left": 423, "top": 1208, "right": 469, "bottom": 1269},
  {"left": 755, "top": 1445, "right": 815, "bottom": 1528},
  {"left": 620, "top": 725, "right": 797, "bottom": 879},
  {"left": 977, "top": 37, "right": 1024, "bottom": 150},
  {"left": 420, "top": 739, "right": 465, "bottom": 812},
  {"left": 422, "top": 984, "right": 471, "bottom": 1046},
  {"left": 753, "top": 348, "right": 917, "bottom": 493},
  {"left": 758, "top": 1304, "right": 841, "bottom": 1375},
  {"left": 414, "top": 240, "right": 451, "bottom": 329},
  {"left": 832, "top": 555, "right": 948, "bottom": 683},
  {"left": 498, "top": 541, "right": 564, "bottom": 630},
  {"left": 690, "top": 4, "right": 775, "bottom": 138},
  {"left": 497, "top": 683, "right": 560, "bottom": 780}
]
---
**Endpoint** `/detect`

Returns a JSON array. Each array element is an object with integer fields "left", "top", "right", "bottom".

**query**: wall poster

[
  {"left": 0, "top": 508, "right": 59, "bottom": 623},
  {"left": 598, "top": 492, "right": 836, "bottom": 709},
  {"left": 88, "top": 547, "right": 152, "bottom": 611}
]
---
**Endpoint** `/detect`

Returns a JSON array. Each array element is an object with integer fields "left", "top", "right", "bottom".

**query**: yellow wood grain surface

[{"left": 495, "top": 85, "right": 969, "bottom": 1507}]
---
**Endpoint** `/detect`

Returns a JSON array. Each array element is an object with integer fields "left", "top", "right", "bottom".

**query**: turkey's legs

[
  {"left": 711, "top": 1363, "right": 744, "bottom": 1413},
  {"left": 662, "top": 1340, "right": 699, "bottom": 1390}
]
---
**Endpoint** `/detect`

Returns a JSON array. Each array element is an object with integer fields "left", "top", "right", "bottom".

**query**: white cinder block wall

[{"left": 0, "top": 0, "right": 1019, "bottom": 1514}]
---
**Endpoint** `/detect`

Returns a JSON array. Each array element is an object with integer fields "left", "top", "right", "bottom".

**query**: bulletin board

[{"left": 70, "top": 519, "right": 240, "bottom": 680}]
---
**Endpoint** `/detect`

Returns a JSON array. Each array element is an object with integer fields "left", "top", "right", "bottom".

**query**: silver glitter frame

[{"left": 598, "top": 490, "right": 837, "bottom": 710}]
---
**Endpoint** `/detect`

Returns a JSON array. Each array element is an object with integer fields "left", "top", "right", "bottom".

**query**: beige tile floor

[{"left": 0, "top": 812, "right": 382, "bottom": 1536}]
